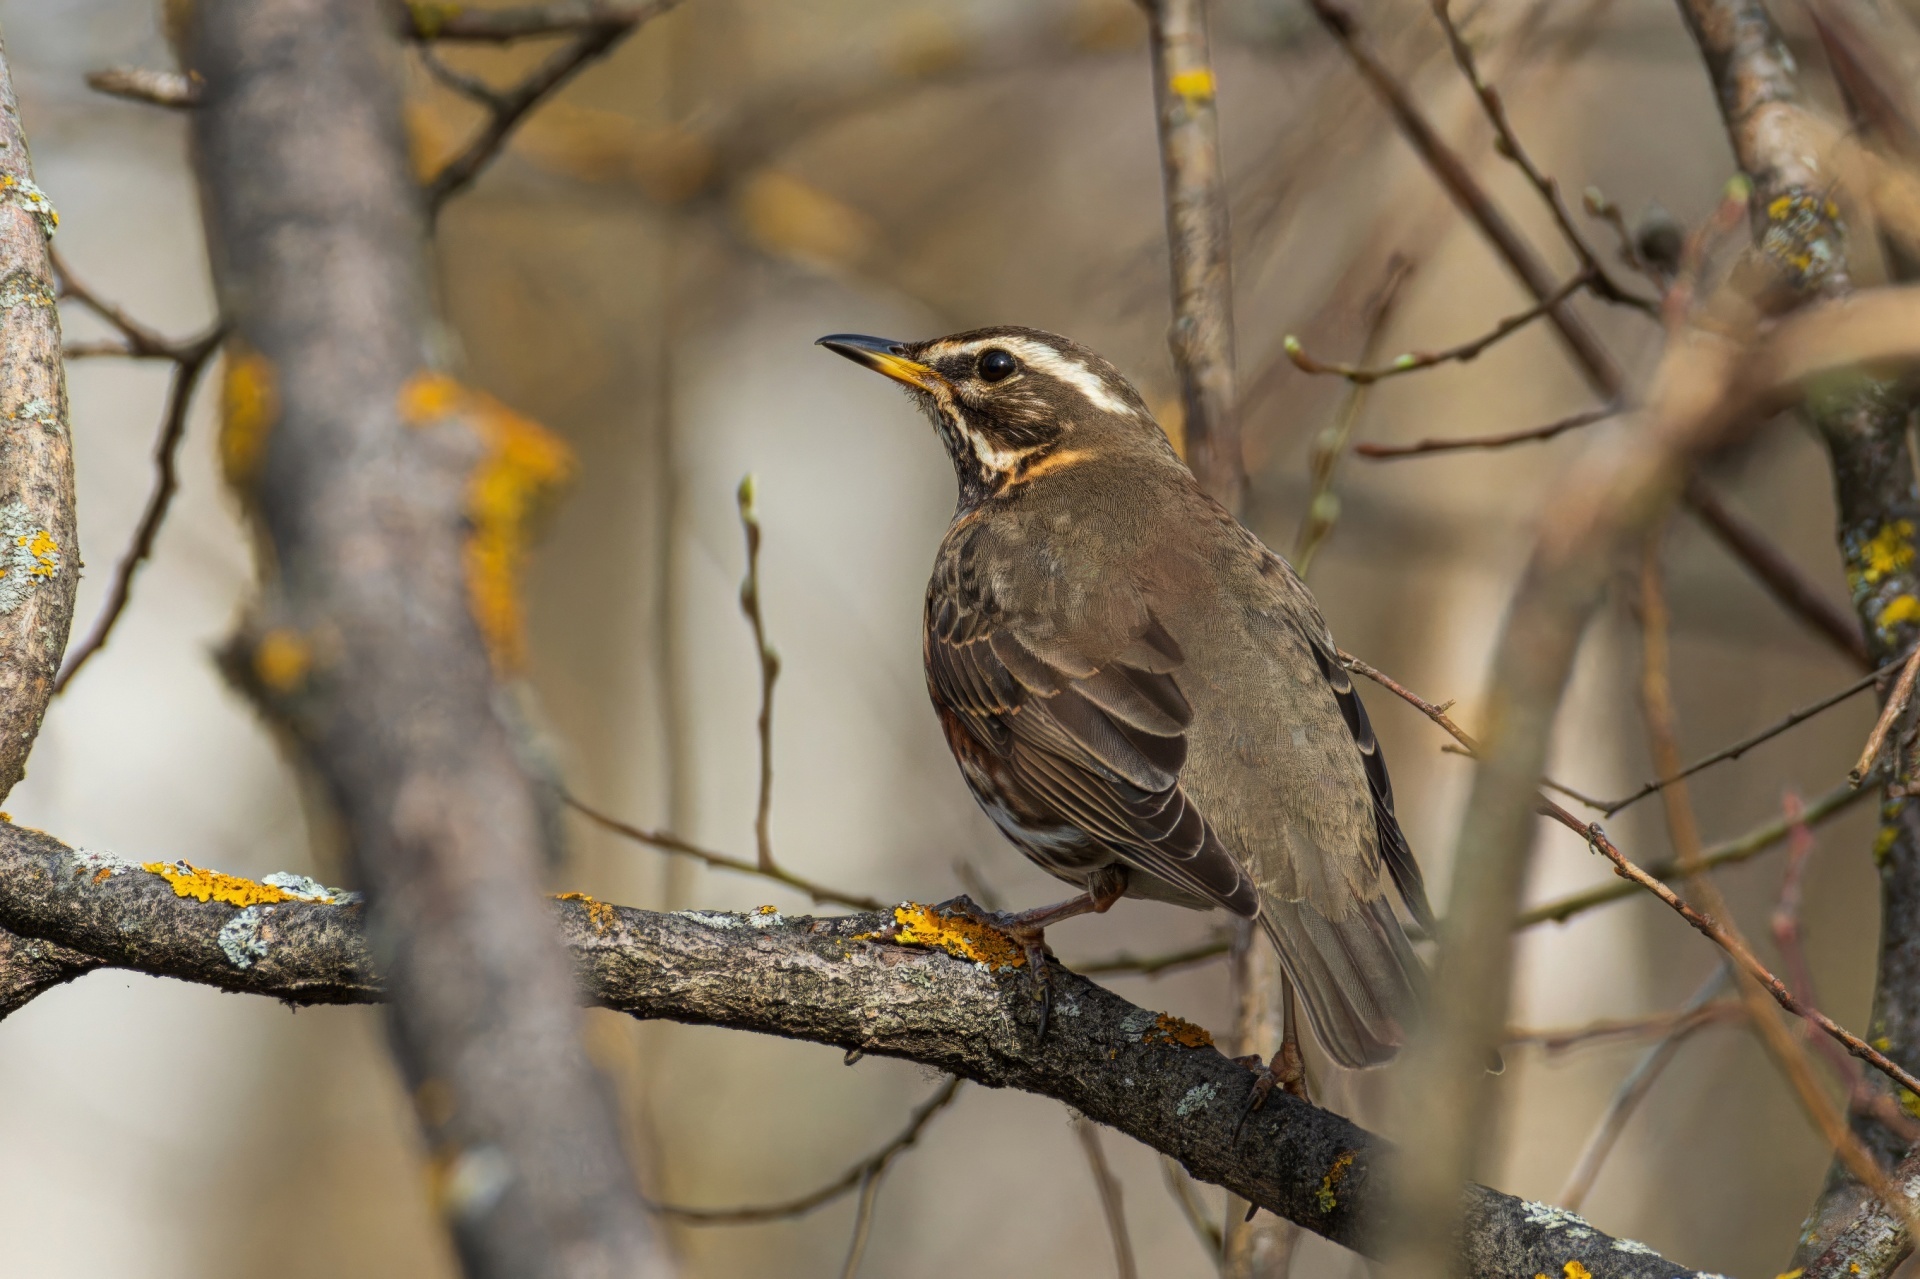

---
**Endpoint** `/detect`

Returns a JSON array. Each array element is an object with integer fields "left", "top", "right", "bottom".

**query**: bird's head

[{"left": 817, "top": 326, "right": 1177, "bottom": 507}]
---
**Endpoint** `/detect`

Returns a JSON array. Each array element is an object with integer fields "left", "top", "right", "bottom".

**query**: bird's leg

[
  {"left": 1233, "top": 976, "right": 1311, "bottom": 1144},
  {"left": 939, "top": 867, "right": 1129, "bottom": 1038}
]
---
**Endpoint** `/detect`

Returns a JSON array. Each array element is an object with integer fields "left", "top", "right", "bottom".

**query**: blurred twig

[
  {"left": 419, "top": 1, "right": 683, "bottom": 214},
  {"left": 1074, "top": 1116, "right": 1140, "bottom": 1279},
  {"left": 1293, "top": 257, "right": 1412, "bottom": 576},
  {"left": 643, "top": 1076, "right": 962, "bottom": 1225},
  {"left": 564, "top": 792, "right": 883, "bottom": 911},
  {"left": 738, "top": 476, "right": 780, "bottom": 872},
  {"left": 1505, "top": 998, "right": 1741, "bottom": 1055},
  {"left": 1852, "top": 641, "right": 1920, "bottom": 784},
  {"left": 83, "top": 67, "right": 199, "bottom": 109},
  {"left": 1074, "top": 931, "right": 1233, "bottom": 978},
  {"left": 1354, "top": 403, "right": 1621, "bottom": 459},
  {"left": 1160, "top": 1155, "right": 1225, "bottom": 1263},
  {"left": 398, "top": 0, "right": 674, "bottom": 41}
]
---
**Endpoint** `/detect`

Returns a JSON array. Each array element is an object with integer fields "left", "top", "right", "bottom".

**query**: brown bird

[{"left": 819, "top": 326, "right": 1429, "bottom": 1071}]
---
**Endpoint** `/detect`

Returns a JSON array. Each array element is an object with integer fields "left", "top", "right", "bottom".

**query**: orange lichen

[
  {"left": 91, "top": 867, "right": 111, "bottom": 886},
  {"left": 755, "top": 904, "right": 778, "bottom": 916},
  {"left": 253, "top": 628, "right": 312, "bottom": 694},
  {"left": 1141, "top": 1012, "right": 1213, "bottom": 1049},
  {"left": 398, "top": 373, "right": 574, "bottom": 675},
  {"left": 1563, "top": 1263, "right": 1592, "bottom": 1279},
  {"left": 887, "top": 902, "right": 1027, "bottom": 970},
  {"left": 556, "top": 891, "right": 617, "bottom": 934},
  {"left": 143, "top": 860, "right": 302, "bottom": 908},
  {"left": 220, "top": 345, "right": 278, "bottom": 490},
  {"left": 1317, "top": 1150, "right": 1355, "bottom": 1213}
]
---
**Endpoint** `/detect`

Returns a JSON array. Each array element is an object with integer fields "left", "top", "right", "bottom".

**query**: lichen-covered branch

[
  {"left": 1673, "top": 0, "right": 1920, "bottom": 1260},
  {"left": 179, "top": 2, "right": 667, "bottom": 1275},
  {"left": 0, "top": 818, "right": 1700, "bottom": 1279},
  {"left": 0, "top": 23, "right": 77, "bottom": 802}
]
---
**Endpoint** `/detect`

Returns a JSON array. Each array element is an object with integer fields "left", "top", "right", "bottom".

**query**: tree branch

[{"left": 0, "top": 819, "right": 1700, "bottom": 1279}]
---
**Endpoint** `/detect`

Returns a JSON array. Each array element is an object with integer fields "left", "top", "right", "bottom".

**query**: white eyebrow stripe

[{"left": 942, "top": 336, "right": 1145, "bottom": 418}]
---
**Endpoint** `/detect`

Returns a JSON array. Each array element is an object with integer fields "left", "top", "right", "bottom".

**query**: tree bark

[{"left": 180, "top": 2, "right": 670, "bottom": 1275}]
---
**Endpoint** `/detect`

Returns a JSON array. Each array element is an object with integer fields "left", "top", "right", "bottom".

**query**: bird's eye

[{"left": 977, "top": 349, "right": 1017, "bottom": 383}]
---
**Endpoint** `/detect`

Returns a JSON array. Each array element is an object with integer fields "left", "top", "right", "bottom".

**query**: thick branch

[
  {"left": 0, "top": 24, "right": 77, "bottom": 802},
  {"left": 0, "top": 820, "right": 1697, "bottom": 1279}
]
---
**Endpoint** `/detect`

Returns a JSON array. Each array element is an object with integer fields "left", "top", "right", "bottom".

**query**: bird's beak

[{"left": 816, "top": 334, "right": 944, "bottom": 392}]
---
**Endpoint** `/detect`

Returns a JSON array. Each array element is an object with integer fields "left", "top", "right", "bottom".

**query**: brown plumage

[{"left": 819, "top": 325, "right": 1429, "bottom": 1068}]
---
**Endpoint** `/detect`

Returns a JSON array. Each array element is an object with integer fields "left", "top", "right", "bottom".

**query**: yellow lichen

[
  {"left": 1777, "top": 1269, "right": 1805, "bottom": 1279},
  {"left": 220, "top": 345, "right": 278, "bottom": 490},
  {"left": 406, "top": 0, "right": 463, "bottom": 37},
  {"left": 1861, "top": 521, "right": 1915, "bottom": 585},
  {"left": 15, "top": 529, "right": 57, "bottom": 577},
  {"left": 253, "top": 628, "right": 312, "bottom": 694},
  {"left": 1316, "top": 1151, "right": 1355, "bottom": 1214},
  {"left": 1882, "top": 594, "right": 1920, "bottom": 630},
  {"left": 1876, "top": 824, "right": 1901, "bottom": 866},
  {"left": 1169, "top": 68, "right": 1215, "bottom": 101},
  {"left": 143, "top": 860, "right": 303, "bottom": 908},
  {"left": 888, "top": 902, "right": 1027, "bottom": 970},
  {"left": 1564, "top": 1263, "right": 1592, "bottom": 1279},
  {"left": 1899, "top": 1087, "right": 1920, "bottom": 1121},
  {"left": 396, "top": 373, "right": 574, "bottom": 675},
  {"left": 1141, "top": 1012, "right": 1213, "bottom": 1049},
  {"left": 555, "top": 890, "right": 617, "bottom": 935},
  {"left": 755, "top": 904, "right": 778, "bottom": 915}
]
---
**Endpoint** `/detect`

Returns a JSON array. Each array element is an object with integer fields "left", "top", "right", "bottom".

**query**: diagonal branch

[
  {"left": 1354, "top": 403, "right": 1621, "bottom": 460},
  {"left": 0, "top": 820, "right": 1698, "bottom": 1279}
]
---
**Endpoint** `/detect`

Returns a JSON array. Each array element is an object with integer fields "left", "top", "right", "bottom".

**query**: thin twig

[
  {"left": 1504, "top": 999, "right": 1742, "bottom": 1055},
  {"left": 1853, "top": 640, "right": 1920, "bottom": 783},
  {"left": 51, "top": 248, "right": 193, "bottom": 359},
  {"left": 1160, "top": 1155, "right": 1225, "bottom": 1263},
  {"left": 1555, "top": 965, "right": 1734, "bottom": 1211},
  {"left": 1074, "top": 1116, "right": 1141, "bottom": 1279},
  {"left": 1429, "top": 0, "right": 1658, "bottom": 313},
  {"left": 398, "top": 0, "right": 674, "bottom": 41},
  {"left": 1353, "top": 403, "right": 1620, "bottom": 459},
  {"left": 1285, "top": 272, "right": 1587, "bottom": 386},
  {"left": 56, "top": 330, "right": 222, "bottom": 693},
  {"left": 1073, "top": 932, "right": 1234, "bottom": 978},
  {"left": 643, "top": 1076, "right": 963, "bottom": 1225},
  {"left": 564, "top": 791, "right": 883, "bottom": 911},
  {"left": 83, "top": 67, "right": 199, "bottom": 109},
  {"left": 421, "top": 3, "right": 682, "bottom": 215},
  {"left": 737, "top": 476, "right": 780, "bottom": 872},
  {"left": 1580, "top": 655, "right": 1903, "bottom": 815},
  {"left": 839, "top": 1166, "right": 886, "bottom": 1279},
  {"left": 1293, "top": 256, "right": 1412, "bottom": 576}
]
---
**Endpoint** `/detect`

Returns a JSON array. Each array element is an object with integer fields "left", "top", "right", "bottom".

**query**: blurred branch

[
  {"left": 1160, "top": 1155, "right": 1225, "bottom": 1262},
  {"left": 0, "top": 38, "right": 76, "bottom": 804},
  {"left": 1554, "top": 966, "right": 1733, "bottom": 1212},
  {"left": 737, "top": 477, "right": 780, "bottom": 872},
  {"left": 1307, "top": 0, "right": 1871, "bottom": 673},
  {"left": 421, "top": 1, "right": 682, "bottom": 215},
  {"left": 564, "top": 792, "right": 885, "bottom": 911},
  {"left": 1354, "top": 403, "right": 1621, "bottom": 460},
  {"left": 643, "top": 1076, "right": 962, "bottom": 1224},
  {"left": 182, "top": 2, "right": 667, "bottom": 1273},
  {"left": 83, "top": 67, "right": 200, "bottom": 109},
  {"left": 1429, "top": 0, "right": 1657, "bottom": 313},
  {"left": 1141, "top": 0, "right": 1243, "bottom": 510},
  {"left": 0, "top": 820, "right": 1700, "bottom": 1278},
  {"left": 1805, "top": 1143, "right": 1920, "bottom": 1279},
  {"left": 1504, "top": 998, "right": 1741, "bottom": 1055},
  {"left": 1073, "top": 930, "right": 1233, "bottom": 978},
  {"left": 1074, "top": 1115, "right": 1141, "bottom": 1279},
  {"left": 1852, "top": 640, "right": 1920, "bottom": 783},
  {"left": 399, "top": 0, "right": 675, "bottom": 41},
  {"left": 1285, "top": 271, "right": 1580, "bottom": 387}
]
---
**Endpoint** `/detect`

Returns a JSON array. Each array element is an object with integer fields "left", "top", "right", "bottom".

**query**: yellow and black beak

[{"left": 816, "top": 334, "right": 944, "bottom": 392}]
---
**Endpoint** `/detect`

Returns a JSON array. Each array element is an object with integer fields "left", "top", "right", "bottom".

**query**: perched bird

[{"left": 819, "top": 326, "right": 1430, "bottom": 1070}]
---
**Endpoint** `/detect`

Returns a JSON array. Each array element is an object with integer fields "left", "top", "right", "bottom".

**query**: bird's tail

[{"left": 1259, "top": 894, "right": 1425, "bottom": 1070}]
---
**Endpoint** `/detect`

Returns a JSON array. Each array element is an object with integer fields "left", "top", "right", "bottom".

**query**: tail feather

[{"left": 1260, "top": 895, "right": 1424, "bottom": 1069}]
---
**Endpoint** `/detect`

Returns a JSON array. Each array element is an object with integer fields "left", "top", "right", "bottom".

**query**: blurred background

[{"left": 0, "top": 0, "right": 1892, "bottom": 1274}]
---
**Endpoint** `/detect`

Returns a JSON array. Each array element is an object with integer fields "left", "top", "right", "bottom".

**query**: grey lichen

[
  {"left": 0, "top": 267, "right": 51, "bottom": 311},
  {"left": 262, "top": 871, "right": 357, "bottom": 903},
  {"left": 676, "top": 909, "right": 745, "bottom": 930},
  {"left": 1611, "top": 1238, "right": 1658, "bottom": 1256},
  {"left": 0, "top": 500, "right": 58, "bottom": 613},
  {"left": 1120, "top": 1008, "right": 1158, "bottom": 1038},
  {"left": 0, "top": 174, "right": 56, "bottom": 239},
  {"left": 218, "top": 904, "right": 273, "bottom": 969},
  {"left": 442, "top": 1144, "right": 514, "bottom": 1223},
  {"left": 1521, "top": 1200, "right": 1596, "bottom": 1240},
  {"left": 72, "top": 847, "right": 130, "bottom": 879},
  {"left": 1176, "top": 1081, "right": 1219, "bottom": 1117}
]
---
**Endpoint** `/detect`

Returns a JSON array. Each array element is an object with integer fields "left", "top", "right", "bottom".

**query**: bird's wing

[{"left": 925, "top": 588, "right": 1258, "bottom": 917}]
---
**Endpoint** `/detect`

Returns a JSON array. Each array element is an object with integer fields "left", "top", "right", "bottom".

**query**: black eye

[{"left": 977, "top": 349, "right": 1017, "bottom": 383}]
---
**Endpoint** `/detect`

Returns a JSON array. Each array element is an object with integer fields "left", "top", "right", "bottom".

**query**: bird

[{"left": 818, "top": 325, "right": 1430, "bottom": 1073}]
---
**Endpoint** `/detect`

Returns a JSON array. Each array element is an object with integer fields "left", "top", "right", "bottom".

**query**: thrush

[{"left": 818, "top": 326, "right": 1430, "bottom": 1070}]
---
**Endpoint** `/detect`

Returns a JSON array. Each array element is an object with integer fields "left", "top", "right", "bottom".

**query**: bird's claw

[{"left": 1231, "top": 1044, "right": 1308, "bottom": 1143}]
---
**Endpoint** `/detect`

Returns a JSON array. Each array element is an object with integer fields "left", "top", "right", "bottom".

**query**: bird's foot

[
  {"left": 932, "top": 893, "right": 1093, "bottom": 1039},
  {"left": 1231, "top": 1040, "right": 1309, "bottom": 1143}
]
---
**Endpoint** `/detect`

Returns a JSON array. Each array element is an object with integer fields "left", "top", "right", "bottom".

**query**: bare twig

[
  {"left": 1074, "top": 1116, "right": 1141, "bottom": 1279},
  {"left": 839, "top": 1164, "right": 886, "bottom": 1279},
  {"left": 1555, "top": 966, "right": 1734, "bottom": 1211},
  {"left": 1354, "top": 403, "right": 1621, "bottom": 460},
  {"left": 399, "top": 0, "right": 675, "bottom": 41},
  {"left": 1504, "top": 999, "right": 1741, "bottom": 1055},
  {"left": 1141, "top": 0, "right": 1243, "bottom": 510},
  {"left": 1074, "top": 932, "right": 1234, "bottom": 978},
  {"left": 1293, "top": 256, "right": 1412, "bottom": 576},
  {"left": 56, "top": 330, "right": 223, "bottom": 692},
  {"left": 421, "top": 2, "right": 682, "bottom": 215},
  {"left": 1285, "top": 272, "right": 1587, "bottom": 386},
  {"left": 51, "top": 248, "right": 189, "bottom": 359},
  {"left": 737, "top": 476, "right": 780, "bottom": 872},
  {"left": 1853, "top": 641, "right": 1920, "bottom": 783},
  {"left": 1581, "top": 655, "right": 1903, "bottom": 815},
  {"left": 1429, "top": 0, "right": 1658, "bottom": 313},
  {"left": 643, "top": 1076, "right": 962, "bottom": 1224},
  {"left": 564, "top": 791, "right": 883, "bottom": 912},
  {"left": 83, "top": 67, "right": 199, "bottom": 109}
]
